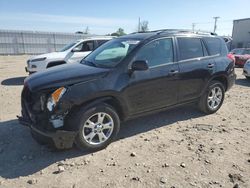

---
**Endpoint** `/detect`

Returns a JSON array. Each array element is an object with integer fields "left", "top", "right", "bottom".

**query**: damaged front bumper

[{"left": 18, "top": 115, "right": 76, "bottom": 149}]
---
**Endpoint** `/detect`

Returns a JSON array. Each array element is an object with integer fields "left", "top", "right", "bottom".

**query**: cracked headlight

[{"left": 47, "top": 87, "right": 67, "bottom": 111}]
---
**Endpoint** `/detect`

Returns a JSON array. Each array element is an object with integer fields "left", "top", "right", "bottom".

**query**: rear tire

[
  {"left": 70, "top": 103, "right": 120, "bottom": 151},
  {"left": 198, "top": 81, "right": 225, "bottom": 114}
]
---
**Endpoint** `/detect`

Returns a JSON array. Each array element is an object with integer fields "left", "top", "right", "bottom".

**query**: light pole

[
  {"left": 192, "top": 23, "right": 196, "bottom": 32},
  {"left": 138, "top": 17, "right": 141, "bottom": 32},
  {"left": 213, "top": 16, "right": 220, "bottom": 33}
]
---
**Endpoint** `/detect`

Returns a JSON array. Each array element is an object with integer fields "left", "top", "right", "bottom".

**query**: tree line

[{"left": 75, "top": 20, "right": 149, "bottom": 36}]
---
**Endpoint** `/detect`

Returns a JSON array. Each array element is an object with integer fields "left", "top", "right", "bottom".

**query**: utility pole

[
  {"left": 138, "top": 17, "right": 141, "bottom": 32},
  {"left": 192, "top": 23, "right": 196, "bottom": 32},
  {"left": 213, "top": 16, "right": 220, "bottom": 33}
]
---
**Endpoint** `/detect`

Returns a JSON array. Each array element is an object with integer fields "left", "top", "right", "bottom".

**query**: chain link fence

[{"left": 0, "top": 30, "right": 92, "bottom": 55}]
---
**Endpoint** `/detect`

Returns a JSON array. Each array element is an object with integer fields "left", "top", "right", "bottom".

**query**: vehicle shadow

[
  {"left": 1, "top": 76, "right": 26, "bottom": 86},
  {"left": 235, "top": 78, "right": 250, "bottom": 87},
  {"left": 0, "top": 105, "right": 203, "bottom": 179},
  {"left": 119, "top": 105, "right": 203, "bottom": 139}
]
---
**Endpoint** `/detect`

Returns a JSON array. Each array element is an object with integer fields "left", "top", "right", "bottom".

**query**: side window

[
  {"left": 96, "top": 40, "right": 108, "bottom": 47},
  {"left": 135, "top": 38, "right": 173, "bottom": 67},
  {"left": 202, "top": 41, "right": 209, "bottom": 56},
  {"left": 204, "top": 38, "right": 221, "bottom": 55},
  {"left": 74, "top": 42, "right": 83, "bottom": 51},
  {"left": 178, "top": 38, "right": 204, "bottom": 60},
  {"left": 81, "top": 41, "right": 94, "bottom": 52}
]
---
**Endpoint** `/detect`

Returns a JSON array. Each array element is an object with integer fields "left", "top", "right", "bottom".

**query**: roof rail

[
  {"left": 131, "top": 29, "right": 217, "bottom": 36},
  {"left": 155, "top": 29, "right": 217, "bottom": 36}
]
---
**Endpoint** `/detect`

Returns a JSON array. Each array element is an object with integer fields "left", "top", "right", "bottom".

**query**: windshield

[
  {"left": 59, "top": 42, "right": 78, "bottom": 52},
  {"left": 82, "top": 38, "right": 141, "bottom": 68}
]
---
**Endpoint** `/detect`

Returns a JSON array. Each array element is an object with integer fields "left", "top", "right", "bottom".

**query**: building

[
  {"left": 232, "top": 18, "right": 250, "bottom": 49},
  {"left": 0, "top": 30, "right": 91, "bottom": 55}
]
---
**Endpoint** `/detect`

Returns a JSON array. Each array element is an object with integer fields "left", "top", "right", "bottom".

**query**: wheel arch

[
  {"left": 210, "top": 75, "right": 228, "bottom": 91},
  {"left": 68, "top": 95, "right": 128, "bottom": 121},
  {"left": 200, "top": 74, "right": 228, "bottom": 97}
]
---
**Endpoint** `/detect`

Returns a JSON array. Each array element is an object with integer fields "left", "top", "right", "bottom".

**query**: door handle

[
  {"left": 169, "top": 70, "right": 179, "bottom": 76},
  {"left": 207, "top": 63, "right": 215, "bottom": 68}
]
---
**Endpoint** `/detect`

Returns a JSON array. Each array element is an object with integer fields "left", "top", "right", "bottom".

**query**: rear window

[
  {"left": 204, "top": 38, "right": 221, "bottom": 55},
  {"left": 177, "top": 38, "right": 204, "bottom": 60},
  {"left": 243, "top": 49, "right": 250, "bottom": 55}
]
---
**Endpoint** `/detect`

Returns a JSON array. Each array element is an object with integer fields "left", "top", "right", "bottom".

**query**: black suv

[{"left": 19, "top": 30, "right": 236, "bottom": 151}]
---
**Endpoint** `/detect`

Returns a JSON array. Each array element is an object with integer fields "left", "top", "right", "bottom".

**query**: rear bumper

[
  {"left": 243, "top": 67, "right": 250, "bottom": 77},
  {"left": 18, "top": 115, "right": 76, "bottom": 149}
]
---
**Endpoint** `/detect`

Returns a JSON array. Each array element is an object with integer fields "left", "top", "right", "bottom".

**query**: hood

[
  {"left": 25, "top": 63, "right": 110, "bottom": 92},
  {"left": 29, "top": 52, "right": 66, "bottom": 60}
]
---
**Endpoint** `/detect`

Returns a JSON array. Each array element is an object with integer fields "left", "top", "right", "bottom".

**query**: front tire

[
  {"left": 72, "top": 103, "right": 120, "bottom": 151},
  {"left": 198, "top": 81, "right": 225, "bottom": 114}
]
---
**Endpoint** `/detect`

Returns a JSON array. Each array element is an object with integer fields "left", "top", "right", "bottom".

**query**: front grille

[
  {"left": 22, "top": 86, "right": 43, "bottom": 112},
  {"left": 21, "top": 86, "right": 49, "bottom": 128},
  {"left": 21, "top": 85, "right": 33, "bottom": 121}
]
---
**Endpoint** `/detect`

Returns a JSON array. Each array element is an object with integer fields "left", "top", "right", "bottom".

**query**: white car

[
  {"left": 243, "top": 59, "right": 250, "bottom": 79},
  {"left": 26, "top": 37, "right": 113, "bottom": 73}
]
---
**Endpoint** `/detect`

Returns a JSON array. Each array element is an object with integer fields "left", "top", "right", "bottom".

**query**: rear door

[{"left": 176, "top": 37, "right": 215, "bottom": 103}]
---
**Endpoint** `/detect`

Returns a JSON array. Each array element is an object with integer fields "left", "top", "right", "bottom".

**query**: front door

[
  {"left": 68, "top": 40, "right": 94, "bottom": 63},
  {"left": 123, "top": 38, "right": 180, "bottom": 115}
]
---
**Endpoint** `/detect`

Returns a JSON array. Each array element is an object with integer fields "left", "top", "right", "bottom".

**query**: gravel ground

[{"left": 0, "top": 55, "right": 249, "bottom": 188}]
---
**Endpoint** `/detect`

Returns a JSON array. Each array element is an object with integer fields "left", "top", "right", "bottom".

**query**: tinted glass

[
  {"left": 202, "top": 41, "right": 209, "bottom": 56},
  {"left": 178, "top": 38, "right": 204, "bottom": 60},
  {"left": 59, "top": 42, "right": 77, "bottom": 52},
  {"left": 135, "top": 38, "right": 173, "bottom": 67},
  {"left": 83, "top": 38, "right": 141, "bottom": 68},
  {"left": 82, "top": 41, "right": 94, "bottom": 51},
  {"left": 243, "top": 49, "right": 250, "bottom": 55},
  {"left": 204, "top": 38, "right": 221, "bottom": 55},
  {"left": 96, "top": 40, "right": 109, "bottom": 47}
]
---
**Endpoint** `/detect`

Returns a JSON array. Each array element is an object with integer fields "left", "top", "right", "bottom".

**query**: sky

[{"left": 0, "top": 0, "right": 249, "bottom": 36}]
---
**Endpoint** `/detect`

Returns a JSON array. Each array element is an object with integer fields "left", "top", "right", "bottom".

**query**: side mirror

[
  {"left": 71, "top": 47, "right": 81, "bottom": 52},
  {"left": 131, "top": 60, "right": 149, "bottom": 71}
]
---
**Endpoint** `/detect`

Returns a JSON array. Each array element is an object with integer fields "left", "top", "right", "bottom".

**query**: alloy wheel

[
  {"left": 207, "top": 86, "right": 223, "bottom": 110},
  {"left": 82, "top": 112, "right": 114, "bottom": 145}
]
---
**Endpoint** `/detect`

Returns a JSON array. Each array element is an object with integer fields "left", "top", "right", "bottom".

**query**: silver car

[{"left": 243, "top": 59, "right": 250, "bottom": 79}]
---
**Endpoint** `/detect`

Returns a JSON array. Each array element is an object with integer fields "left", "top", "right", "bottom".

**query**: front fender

[{"left": 58, "top": 81, "right": 129, "bottom": 119}]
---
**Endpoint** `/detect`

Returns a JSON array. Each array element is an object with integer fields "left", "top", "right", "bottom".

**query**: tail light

[{"left": 227, "top": 53, "right": 235, "bottom": 65}]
